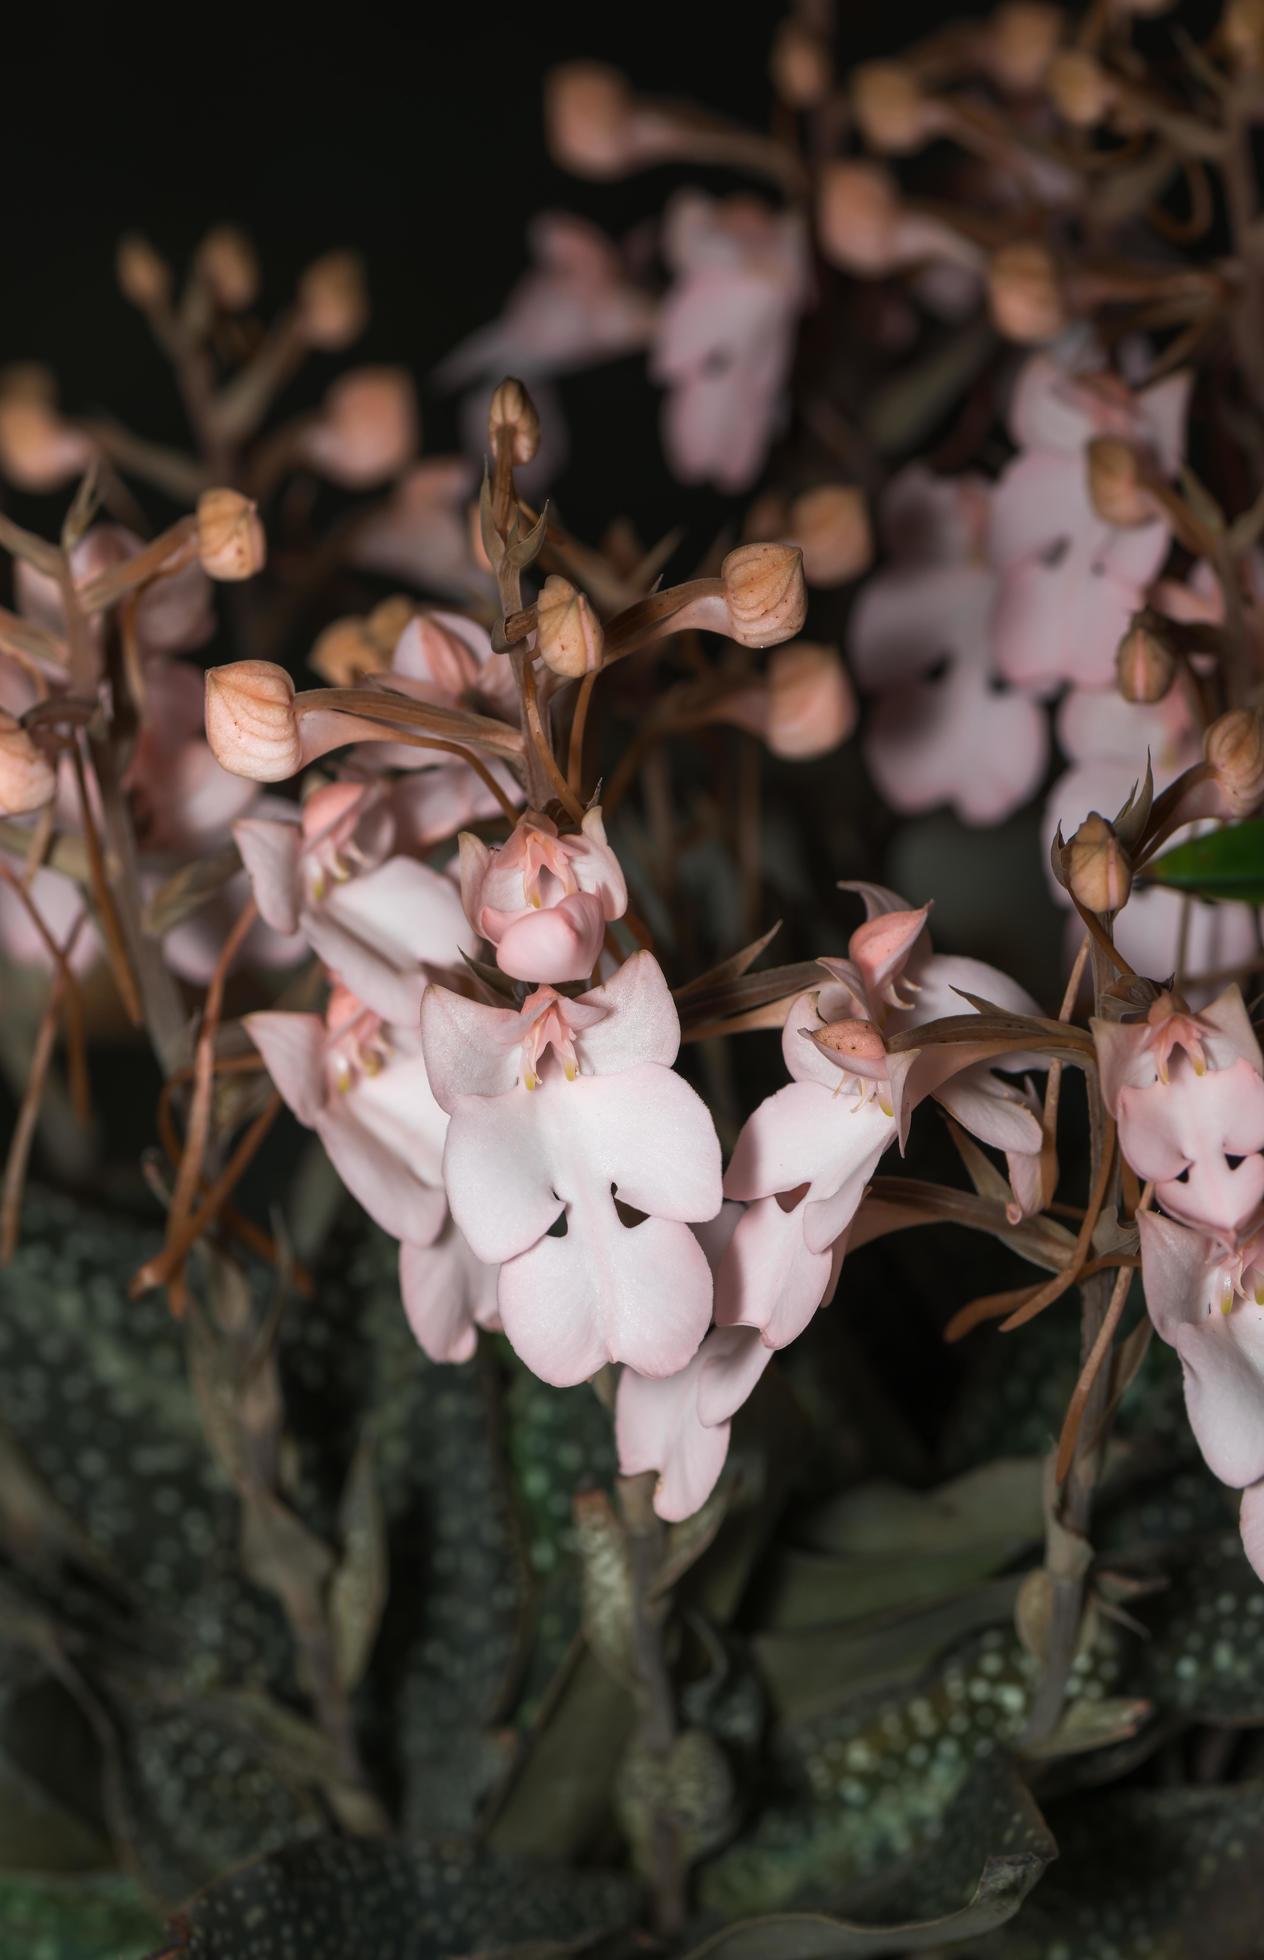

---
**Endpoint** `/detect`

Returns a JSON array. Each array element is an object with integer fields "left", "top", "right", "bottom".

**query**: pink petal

[
  {"left": 494, "top": 891, "right": 606, "bottom": 983},
  {"left": 304, "top": 857, "right": 474, "bottom": 1025},
  {"left": 318, "top": 1095, "right": 448, "bottom": 1249},
  {"left": 233, "top": 812, "right": 303, "bottom": 934},
  {"left": 714, "top": 1194, "right": 836, "bottom": 1348},
  {"left": 244, "top": 1012, "right": 327, "bottom": 1127},
  {"left": 577, "top": 950, "right": 680, "bottom": 1073},
  {"left": 849, "top": 561, "right": 993, "bottom": 689},
  {"left": 400, "top": 1219, "right": 500, "bottom": 1364},
  {"left": 616, "top": 1344, "right": 734, "bottom": 1523},
  {"left": 419, "top": 985, "right": 524, "bottom": 1112},
  {"left": 1118, "top": 1061, "right": 1264, "bottom": 1235},
  {"left": 696, "top": 1324, "right": 775, "bottom": 1425}
]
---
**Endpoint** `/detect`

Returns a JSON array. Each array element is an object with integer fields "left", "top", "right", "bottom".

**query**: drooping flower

[
  {"left": 420, "top": 951, "right": 723, "bottom": 1386},
  {"left": 234, "top": 780, "right": 475, "bottom": 1024},
  {"left": 718, "top": 885, "right": 1044, "bottom": 1348},
  {"left": 1117, "top": 1056, "right": 1264, "bottom": 1237},
  {"left": 651, "top": 192, "right": 811, "bottom": 493},
  {"left": 989, "top": 353, "right": 1191, "bottom": 690},
  {"left": 246, "top": 987, "right": 495, "bottom": 1363},
  {"left": 616, "top": 1324, "right": 772, "bottom": 1522},
  {"left": 849, "top": 467, "right": 1047, "bottom": 825},
  {"left": 1139, "top": 1209, "right": 1264, "bottom": 1488},
  {"left": 458, "top": 806, "right": 627, "bottom": 984}
]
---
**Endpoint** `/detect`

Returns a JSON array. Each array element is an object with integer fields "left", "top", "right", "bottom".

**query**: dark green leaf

[{"left": 1146, "top": 819, "right": 1264, "bottom": 901}]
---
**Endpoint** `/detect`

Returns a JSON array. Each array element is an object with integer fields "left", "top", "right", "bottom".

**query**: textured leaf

[
  {"left": 0, "top": 1873, "right": 161, "bottom": 1959},
  {"left": 1146, "top": 819, "right": 1264, "bottom": 902}
]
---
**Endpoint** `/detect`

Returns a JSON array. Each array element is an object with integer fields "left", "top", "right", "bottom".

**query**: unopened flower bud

[
  {"left": 1048, "top": 48, "right": 1116, "bottom": 126},
  {"left": 788, "top": 485, "right": 873, "bottom": 587},
  {"left": 303, "top": 368, "right": 419, "bottom": 487},
  {"left": 851, "top": 61, "right": 932, "bottom": 154},
  {"left": 195, "top": 226, "right": 259, "bottom": 311},
  {"left": 721, "top": 543, "right": 808, "bottom": 647},
  {"left": 817, "top": 162, "right": 903, "bottom": 275},
  {"left": 116, "top": 233, "right": 171, "bottom": 310},
  {"left": 536, "top": 575, "right": 604, "bottom": 678},
  {"left": 1087, "top": 437, "right": 1155, "bottom": 528},
  {"left": 1116, "top": 615, "right": 1176, "bottom": 703},
  {"left": 1206, "top": 708, "right": 1264, "bottom": 817},
  {"left": 545, "top": 62, "right": 635, "bottom": 176},
  {"left": 366, "top": 594, "right": 416, "bottom": 649},
  {"left": 986, "top": 241, "right": 1066, "bottom": 344},
  {"left": 196, "top": 488, "right": 266, "bottom": 581},
  {"left": 297, "top": 252, "right": 368, "bottom": 349},
  {"left": 205, "top": 661, "right": 302, "bottom": 782},
  {"left": 0, "top": 714, "right": 55, "bottom": 815},
  {"left": 0, "top": 378, "right": 93, "bottom": 493},
  {"left": 1066, "top": 812, "right": 1132, "bottom": 913},
  {"left": 764, "top": 642, "right": 857, "bottom": 757},
  {"left": 488, "top": 377, "right": 540, "bottom": 466},
  {"left": 311, "top": 617, "right": 377, "bottom": 686},
  {"left": 1224, "top": 0, "right": 1264, "bottom": 70},
  {"left": 985, "top": 3, "right": 1063, "bottom": 93},
  {"left": 770, "top": 20, "right": 832, "bottom": 106}
]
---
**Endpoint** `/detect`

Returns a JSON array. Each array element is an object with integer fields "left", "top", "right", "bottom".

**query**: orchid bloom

[
  {"left": 617, "top": 1326, "right": 772, "bottom": 1522},
  {"left": 420, "top": 951, "right": 723, "bottom": 1386},
  {"left": 651, "top": 192, "right": 811, "bottom": 493},
  {"left": 1092, "top": 986, "right": 1262, "bottom": 1117},
  {"left": 1116, "top": 1055, "right": 1264, "bottom": 1238},
  {"left": 16, "top": 522, "right": 214, "bottom": 661},
  {"left": 989, "top": 353, "right": 1191, "bottom": 690},
  {"left": 718, "top": 885, "right": 1044, "bottom": 1349},
  {"left": 458, "top": 807, "right": 627, "bottom": 984},
  {"left": 246, "top": 987, "right": 495, "bottom": 1363},
  {"left": 348, "top": 456, "right": 484, "bottom": 601},
  {"left": 849, "top": 467, "right": 1047, "bottom": 825},
  {"left": 234, "top": 779, "right": 476, "bottom": 1025}
]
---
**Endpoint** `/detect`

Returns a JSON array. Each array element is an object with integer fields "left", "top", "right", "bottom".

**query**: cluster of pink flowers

[{"left": 1099, "top": 990, "right": 1264, "bottom": 1578}]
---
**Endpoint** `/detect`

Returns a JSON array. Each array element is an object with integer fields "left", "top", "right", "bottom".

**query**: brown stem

[
  {"left": 567, "top": 669, "right": 599, "bottom": 797},
  {"left": 66, "top": 742, "right": 143, "bottom": 1027}
]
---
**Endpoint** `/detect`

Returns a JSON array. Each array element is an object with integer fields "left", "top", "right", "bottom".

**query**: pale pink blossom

[
  {"left": 849, "top": 468, "right": 1047, "bottom": 825},
  {"left": 247, "top": 987, "right": 495, "bottom": 1363},
  {"left": 652, "top": 192, "right": 811, "bottom": 493},
  {"left": 458, "top": 807, "right": 626, "bottom": 984},
  {"left": 989, "top": 354, "right": 1191, "bottom": 689},
  {"left": 349, "top": 457, "right": 483, "bottom": 601},
  {"left": 616, "top": 1323, "right": 772, "bottom": 1522},
  {"left": 1139, "top": 1209, "right": 1264, "bottom": 1488},
  {"left": 420, "top": 951, "right": 723, "bottom": 1386},
  {"left": 1117, "top": 1057, "right": 1264, "bottom": 1237},
  {"left": 17, "top": 524, "right": 214, "bottom": 660},
  {"left": 300, "top": 368, "right": 419, "bottom": 488},
  {"left": 718, "top": 885, "right": 1043, "bottom": 1348},
  {"left": 234, "top": 780, "right": 475, "bottom": 1024},
  {"left": 1092, "top": 986, "right": 1262, "bottom": 1117}
]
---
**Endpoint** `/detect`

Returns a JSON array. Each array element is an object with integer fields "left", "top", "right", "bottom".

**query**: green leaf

[
  {"left": 0, "top": 1873, "right": 161, "bottom": 1959},
  {"left": 1146, "top": 819, "right": 1264, "bottom": 901}
]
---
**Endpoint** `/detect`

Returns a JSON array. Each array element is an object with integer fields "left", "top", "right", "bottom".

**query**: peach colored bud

[
  {"left": 1206, "top": 708, "right": 1264, "bottom": 817},
  {"left": 116, "top": 233, "right": 171, "bottom": 310},
  {"left": 1048, "top": 49, "right": 1116, "bottom": 126},
  {"left": 366, "top": 594, "right": 416, "bottom": 648},
  {"left": 721, "top": 543, "right": 808, "bottom": 647},
  {"left": 195, "top": 226, "right": 259, "bottom": 311},
  {"left": 1087, "top": 438, "right": 1155, "bottom": 528},
  {"left": 764, "top": 642, "right": 857, "bottom": 757},
  {"left": 788, "top": 485, "right": 873, "bottom": 588},
  {"left": 1066, "top": 812, "right": 1132, "bottom": 913},
  {"left": 0, "top": 713, "right": 55, "bottom": 816},
  {"left": 535, "top": 575, "right": 604, "bottom": 679},
  {"left": 986, "top": 3, "right": 1063, "bottom": 93},
  {"left": 817, "top": 162, "right": 903, "bottom": 275},
  {"left": 304, "top": 368, "right": 419, "bottom": 487},
  {"left": 770, "top": 20, "right": 832, "bottom": 107},
  {"left": 196, "top": 488, "right": 266, "bottom": 581},
  {"left": 488, "top": 377, "right": 541, "bottom": 466},
  {"left": 1225, "top": 0, "right": 1264, "bottom": 69},
  {"left": 986, "top": 241, "right": 1066, "bottom": 344},
  {"left": 851, "top": 61, "right": 931, "bottom": 155},
  {"left": 1116, "top": 616, "right": 1176, "bottom": 703},
  {"left": 311, "top": 617, "right": 377, "bottom": 687},
  {"left": 297, "top": 252, "right": 368, "bottom": 350},
  {"left": 545, "top": 62, "right": 635, "bottom": 176},
  {"left": 0, "top": 386, "right": 93, "bottom": 492},
  {"left": 205, "top": 661, "right": 302, "bottom": 782}
]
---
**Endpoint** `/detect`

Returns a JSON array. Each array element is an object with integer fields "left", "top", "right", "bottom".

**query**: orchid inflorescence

[{"left": 4, "top": 2, "right": 1264, "bottom": 1934}]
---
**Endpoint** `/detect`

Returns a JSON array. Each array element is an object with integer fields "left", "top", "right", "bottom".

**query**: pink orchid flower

[
  {"left": 1140, "top": 1209, "right": 1264, "bottom": 1490},
  {"left": 246, "top": 987, "right": 495, "bottom": 1363},
  {"left": 651, "top": 192, "right": 811, "bottom": 493},
  {"left": 17, "top": 523, "right": 214, "bottom": 660},
  {"left": 349, "top": 457, "right": 484, "bottom": 601},
  {"left": 234, "top": 779, "right": 476, "bottom": 1025},
  {"left": 718, "top": 884, "right": 1044, "bottom": 1349},
  {"left": 1044, "top": 679, "right": 1258, "bottom": 996},
  {"left": 1092, "top": 986, "right": 1262, "bottom": 1118},
  {"left": 1118, "top": 1055, "right": 1264, "bottom": 1237},
  {"left": 420, "top": 950, "right": 723, "bottom": 1387},
  {"left": 458, "top": 806, "right": 627, "bottom": 984},
  {"left": 439, "top": 212, "right": 655, "bottom": 387},
  {"left": 849, "top": 467, "right": 1047, "bottom": 825},
  {"left": 989, "top": 353, "right": 1191, "bottom": 690},
  {"left": 617, "top": 1325, "right": 772, "bottom": 1522}
]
